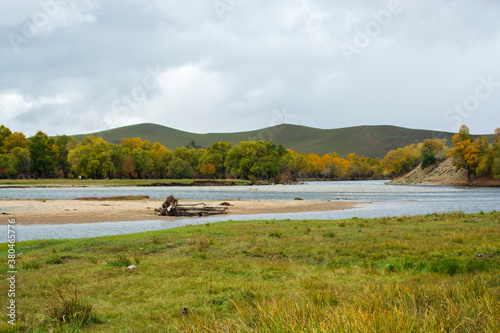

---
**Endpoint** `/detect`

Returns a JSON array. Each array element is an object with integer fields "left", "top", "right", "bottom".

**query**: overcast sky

[{"left": 1, "top": 0, "right": 499, "bottom": 137}]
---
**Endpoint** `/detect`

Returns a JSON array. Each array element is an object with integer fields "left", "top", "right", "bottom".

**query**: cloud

[{"left": 0, "top": 0, "right": 499, "bottom": 137}]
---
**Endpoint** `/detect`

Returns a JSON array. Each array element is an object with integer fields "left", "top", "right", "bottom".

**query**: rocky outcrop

[{"left": 389, "top": 158, "right": 500, "bottom": 187}]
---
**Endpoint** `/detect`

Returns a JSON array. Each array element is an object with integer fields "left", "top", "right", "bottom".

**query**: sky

[{"left": 0, "top": 0, "right": 499, "bottom": 137}]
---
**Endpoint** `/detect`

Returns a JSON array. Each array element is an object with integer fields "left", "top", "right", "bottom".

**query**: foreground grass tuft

[
  {"left": 106, "top": 253, "right": 132, "bottom": 267},
  {"left": 45, "top": 288, "right": 100, "bottom": 329}
]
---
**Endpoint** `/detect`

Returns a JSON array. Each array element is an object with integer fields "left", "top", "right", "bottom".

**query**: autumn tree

[
  {"left": 150, "top": 142, "right": 173, "bottom": 178},
  {"left": 0, "top": 125, "right": 12, "bottom": 151},
  {"left": 449, "top": 125, "right": 489, "bottom": 180},
  {"left": 347, "top": 153, "right": 378, "bottom": 179},
  {"left": 121, "top": 137, "right": 152, "bottom": 151},
  {"left": 304, "top": 153, "right": 323, "bottom": 178},
  {"left": 381, "top": 144, "right": 421, "bottom": 177},
  {"left": 1, "top": 132, "right": 29, "bottom": 153},
  {"left": 200, "top": 163, "right": 216, "bottom": 178},
  {"left": 489, "top": 128, "right": 500, "bottom": 179}
]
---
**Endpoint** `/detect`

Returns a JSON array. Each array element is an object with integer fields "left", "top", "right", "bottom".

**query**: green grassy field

[
  {"left": 1, "top": 212, "right": 499, "bottom": 332},
  {"left": 0, "top": 179, "right": 250, "bottom": 187},
  {"left": 71, "top": 123, "right": 495, "bottom": 158}
]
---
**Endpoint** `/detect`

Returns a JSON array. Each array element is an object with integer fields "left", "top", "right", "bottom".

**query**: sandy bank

[
  {"left": 390, "top": 158, "right": 500, "bottom": 187},
  {"left": 0, "top": 199, "right": 365, "bottom": 225}
]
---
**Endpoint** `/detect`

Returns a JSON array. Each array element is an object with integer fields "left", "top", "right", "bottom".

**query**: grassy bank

[
  {"left": 1, "top": 212, "right": 499, "bottom": 332},
  {"left": 0, "top": 179, "right": 250, "bottom": 187}
]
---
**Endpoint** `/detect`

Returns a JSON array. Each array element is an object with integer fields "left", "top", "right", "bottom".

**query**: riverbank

[
  {"left": 3, "top": 212, "right": 499, "bottom": 332},
  {"left": 389, "top": 158, "right": 500, "bottom": 187},
  {"left": 0, "top": 179, "right": 250, "bottom": 188},
  {"left": 0, "top": 199, "right": 362, "bottom": 224}
]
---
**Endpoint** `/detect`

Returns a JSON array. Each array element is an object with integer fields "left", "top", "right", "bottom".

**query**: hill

[{"left": 73, "top": 123, "right": 492, "bottom": 158}]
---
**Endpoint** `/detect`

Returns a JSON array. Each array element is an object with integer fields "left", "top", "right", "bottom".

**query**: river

[{"left": 1, "top": 181, "right": 499, "bottom": 241}]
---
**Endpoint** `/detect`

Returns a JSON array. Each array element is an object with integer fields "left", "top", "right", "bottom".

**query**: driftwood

[{"left": 154, "top": 195, "right": 230, "bottom": 217}]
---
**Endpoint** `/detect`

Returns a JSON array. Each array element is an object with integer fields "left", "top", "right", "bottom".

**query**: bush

[{"left": 421, "top": 148, "right": 437, "bottom": 169}]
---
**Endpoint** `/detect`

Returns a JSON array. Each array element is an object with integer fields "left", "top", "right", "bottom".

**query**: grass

[
  {"left": 37, "top": 287, "right": 101, "bottom": 332},
  {"left": 1, "top": 211, "right": 499, "bottom": 332}
]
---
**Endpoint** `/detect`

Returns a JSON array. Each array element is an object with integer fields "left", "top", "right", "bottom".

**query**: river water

[{"left": 1, "top": 181, "right": 499, "bottom": 242}]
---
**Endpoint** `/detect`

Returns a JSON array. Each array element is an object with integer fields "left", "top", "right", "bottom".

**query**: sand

[{"left": 0, "top": 199, "right": 364, "bottom": 225}]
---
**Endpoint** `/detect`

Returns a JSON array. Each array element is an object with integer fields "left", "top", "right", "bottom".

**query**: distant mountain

[{"left": 73, "top": 123, "right": 493, "bottom": 159}]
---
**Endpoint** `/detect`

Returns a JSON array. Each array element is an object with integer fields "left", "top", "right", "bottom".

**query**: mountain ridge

[{"left": 73, "top": 123, "right": 493, "bottom": 159}]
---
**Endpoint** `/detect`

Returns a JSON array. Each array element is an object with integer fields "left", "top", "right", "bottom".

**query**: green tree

[
  {"left": 167, "top": 158, "right": 194, "bottom": 179},
  {"left": 110, "top": 145, "right": 135, "bottom": 178},
  {"left": 29, "top": 131, "right": 59, "bottom": 177},
  {"left": 174, "top": 147, "right": 204, "bottom": 171},
  {"left": 280, "top": 150, "right": 308, "bottom": 181},
  {"left": 0, "top": 154, "right": 15, "bottom": 178},
  {"left": 199, "top": 141, "right": 232, "bottom": 178},
  {"left": 132, "top": 147, "right": 153, "bottom": 178},
  {"left": 225, "top": 140, "right": 280, "bottom": 180},
  {"left": 421, "top": 147, "right": 436, "bottom": 169},
  {"left": 68, "top": 136, "right": 114, "bottom": 179},
  {"left": 54, "top": 135, "right": 77, "bottom": 177},
  {"left": 9, "top": 147, "right": 31, "bottom": 176}
]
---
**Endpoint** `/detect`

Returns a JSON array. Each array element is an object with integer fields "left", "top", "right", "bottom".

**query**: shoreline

[{"left": 0, "top": 199, "right": 365, "bottom": 225}]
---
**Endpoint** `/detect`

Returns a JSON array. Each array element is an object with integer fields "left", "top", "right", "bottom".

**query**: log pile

[{"left": 154, "top": 195, "right": 230, "bottom": 217}]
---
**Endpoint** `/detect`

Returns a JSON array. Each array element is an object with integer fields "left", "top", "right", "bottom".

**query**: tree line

[{"left": 0, "top": 124, "right": 498, "bottom": 182}]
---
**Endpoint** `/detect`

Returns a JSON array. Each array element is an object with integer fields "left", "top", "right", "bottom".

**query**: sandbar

[{"left": 0, "top": 199, "right": 365, "bottom": 225}]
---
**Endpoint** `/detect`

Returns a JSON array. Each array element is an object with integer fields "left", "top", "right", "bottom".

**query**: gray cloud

[{"left": 0, "top": 0, "right": 499, "bottom": 137}]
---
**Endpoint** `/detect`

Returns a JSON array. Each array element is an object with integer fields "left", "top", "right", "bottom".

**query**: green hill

[{"left": 73, "top": 123, "right": 491, "bottom": 158}]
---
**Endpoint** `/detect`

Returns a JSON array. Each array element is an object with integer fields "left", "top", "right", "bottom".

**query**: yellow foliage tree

[
  {"left": 200, "top": 163, "right": 216, "bottom": 178},
  {"left": 448, "top": 125, "right": 489, "bottom": 180}
]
